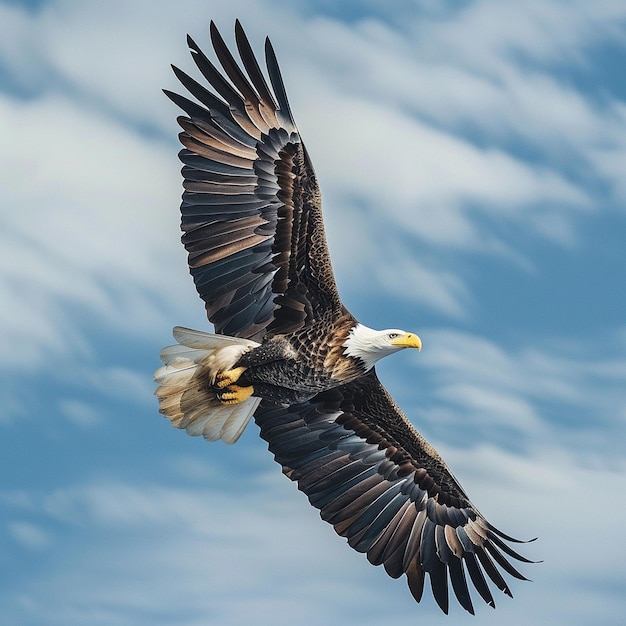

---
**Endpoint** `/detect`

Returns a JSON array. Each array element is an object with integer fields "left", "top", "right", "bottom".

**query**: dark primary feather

[
  {"left": 166, "top": 19, "right": 342, "bottom": 342},
  {"left": 255, "top": 370, "right": 534, "bottom": 614}
]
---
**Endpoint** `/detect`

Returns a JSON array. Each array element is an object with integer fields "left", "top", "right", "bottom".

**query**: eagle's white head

[{"left": 343, "top": 323, "right": 422, "bottom": 372}]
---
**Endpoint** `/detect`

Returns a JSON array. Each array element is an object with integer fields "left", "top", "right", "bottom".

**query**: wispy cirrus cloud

[
  {"left": 2, "top": 442, "right": 625, "bottom": 626},
  {"left": 2, "top": 476, "right": 411, "bottom": 626},
  {"left": 1, "top": 0, "right": 623, "bottom": 354},
  {"left": 405, "top": 328, "right": 626, "bottom": 460}
]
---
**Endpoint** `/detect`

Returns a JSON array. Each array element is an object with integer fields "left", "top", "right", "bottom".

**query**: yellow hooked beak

[{"left": 391, "top": 333, "right": 422, "bottom": 351}]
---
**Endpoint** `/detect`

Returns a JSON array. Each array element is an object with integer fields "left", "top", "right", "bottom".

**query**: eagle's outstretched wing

[
  {"left": 165, "top": 21, "right": 343, "bottom": 342},
  {"left": 255, "top": 370, "right": 535, "bottom": 615}
]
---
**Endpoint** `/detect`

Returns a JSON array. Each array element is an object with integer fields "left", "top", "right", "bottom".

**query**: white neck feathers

[{"left": 342, "top": 323, "right": 400, "bottom": 371}]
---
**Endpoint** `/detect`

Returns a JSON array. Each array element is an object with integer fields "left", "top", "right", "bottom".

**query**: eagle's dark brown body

[
  {"left": 230, "top": 312, "right": 361, "bottom": 404},
  {"left": 155, "top": 20, "right": 535, "bottom": 616}
]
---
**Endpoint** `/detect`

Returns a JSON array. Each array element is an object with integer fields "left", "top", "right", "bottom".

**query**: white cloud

[
  {"left": 2, "top": 444, "right": 625, "bottom": 625},
  {"left": 58, "top": 398, "right": 101, "bottom": 427},
  {"left": 296, "top": 59, "right": 590, "bottom": 238},
  {"left": 7, "top": 520, "right": 51, "bottom": 550},
  {"left": 4, "top": 475, "right": 412, "bottom": 625},
  {"left": 0, "top": 91, "right": 193, "bottom": 369},
  {"left": 408, "top": 328, "right": 626, "bottom": 460},
  {"left": 294, "top": 1, "right": 625, "bottom": 238},
  {"left": 1, "top": 0, "right": 623, "bottom": 371},
  {"left": 410, "top": 0, "right": 626, "bottom": 70},
  {"left": 78, "top": 365, "right": 156, "bottom": 405},
  {"left": 323, "top": 202, "right": 475, "bottom": 318}
]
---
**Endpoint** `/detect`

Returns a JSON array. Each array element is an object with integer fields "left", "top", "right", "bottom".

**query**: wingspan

[
  {"left": 165, "top": 21, "right": 343, "bottom": 341},
  {"left": 255, "top": 371, "right": 535, "bottom": 614}
]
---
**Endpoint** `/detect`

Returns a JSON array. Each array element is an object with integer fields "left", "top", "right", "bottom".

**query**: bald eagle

[{"left": 155, "top": 20, "right": 535, "bottom": 615}]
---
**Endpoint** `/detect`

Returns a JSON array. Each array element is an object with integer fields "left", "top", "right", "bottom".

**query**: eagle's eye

[{"left": 387, "top": 333, "right": 400, "bottom": 339}]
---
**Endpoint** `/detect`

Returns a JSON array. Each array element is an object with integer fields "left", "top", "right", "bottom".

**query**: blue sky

[{"left": 1, "top": 0, "right": 625, "bottom": 624}]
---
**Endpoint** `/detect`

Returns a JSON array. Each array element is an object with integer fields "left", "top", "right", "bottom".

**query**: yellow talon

[
  {"left": 218, "top": 384, "right": 254, "bottom": 405},
  {"left": 215, "top": 366, "right": 248, "bottom": 389}
]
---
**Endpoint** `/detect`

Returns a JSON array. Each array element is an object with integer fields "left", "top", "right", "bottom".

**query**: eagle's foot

[
  {"left": 217, "top": 384, "right": 254, "bottom": 405},
  {"left": 215, "top": 366, "right": 248, "bottom": 389}
]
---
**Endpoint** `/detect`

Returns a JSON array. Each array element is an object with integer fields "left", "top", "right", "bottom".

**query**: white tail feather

[
  {"left": 154, "top": 327, "right": 260, "bottom": 444},
  {"left": 172, "top": 326, "right": 254, "bottom": 349}
]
